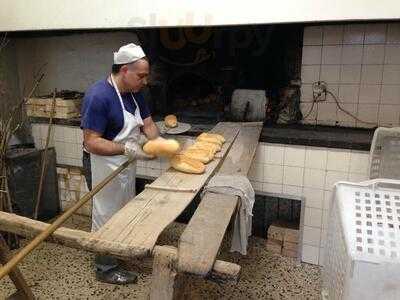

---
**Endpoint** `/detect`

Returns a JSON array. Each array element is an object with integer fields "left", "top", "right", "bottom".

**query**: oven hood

[{"left": 1, "top": 0, "right": 400, "bottom": 32}]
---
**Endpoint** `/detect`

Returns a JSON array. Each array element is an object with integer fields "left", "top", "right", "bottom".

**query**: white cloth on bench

[{"left": 202, "top": 174, "right": 255, "bottom": 255}]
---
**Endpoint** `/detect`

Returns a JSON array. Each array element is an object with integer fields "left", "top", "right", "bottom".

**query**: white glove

[
  {"left": 124, "top": 140, "right": 154, "bottom": 160},
  {"left": 137, "top": 134, "right": 149, "bottom": 146},
  {"left": 158, "top": 124, "right": 168, "bottom": 135}
]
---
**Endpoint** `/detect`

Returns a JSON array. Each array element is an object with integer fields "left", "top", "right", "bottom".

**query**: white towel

[{"left": 202, "top": 174, "right": 255, "bottom": 255}]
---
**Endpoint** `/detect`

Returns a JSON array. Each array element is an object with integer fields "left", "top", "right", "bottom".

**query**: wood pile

[{"left": 266, "top": 222, "right": 299, "bottom": 258}]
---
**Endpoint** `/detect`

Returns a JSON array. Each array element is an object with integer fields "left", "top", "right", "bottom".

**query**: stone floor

[{"left": 0, "top": 215, "right": 321, "bottom": 299}]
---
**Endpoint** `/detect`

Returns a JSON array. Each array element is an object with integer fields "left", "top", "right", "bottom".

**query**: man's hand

[
  {"left": 142, "top": 116, "right": 160, "bottom": 139},
  {"left": 124, "top": 140, "right": 154, "bottom": 160}
]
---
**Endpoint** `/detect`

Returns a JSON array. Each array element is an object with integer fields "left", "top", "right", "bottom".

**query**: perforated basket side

[
  {"left": 369, "top": 127, "right": 400, "bottom": 180},
  {"left": 323, "top": 194, "right": 349, "bottom": 299}
]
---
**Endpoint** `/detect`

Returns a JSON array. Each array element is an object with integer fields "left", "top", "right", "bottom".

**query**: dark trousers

[{"left": 82, "top": 151, "right": 119, "bottom": 273}]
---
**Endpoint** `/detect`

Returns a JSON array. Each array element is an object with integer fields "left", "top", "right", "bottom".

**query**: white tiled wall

[
  {"left": 32, "top": 124, "right": 83, "bottom": 167},
  {"left": 301, "top": 22, "right": 400, "bottom": 128},
  {"left": 249, "top": 143, "right": 369, "bottom": 265}
]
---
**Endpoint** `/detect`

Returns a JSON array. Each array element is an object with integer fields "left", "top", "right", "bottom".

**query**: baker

[{"left": 81, "top": 43, "right": 159, "bottom": 285}]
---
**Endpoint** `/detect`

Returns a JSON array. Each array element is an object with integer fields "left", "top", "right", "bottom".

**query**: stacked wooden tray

[{"left": 26, "top": 91, "right": 83, "bottom": 119}]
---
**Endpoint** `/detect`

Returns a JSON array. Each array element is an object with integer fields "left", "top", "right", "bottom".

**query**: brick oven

[{"left": 138, "top": 25, "right": 303, "bottom": 124}]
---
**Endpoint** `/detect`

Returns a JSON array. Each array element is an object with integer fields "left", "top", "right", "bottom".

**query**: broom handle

[{"left": 33, "top": 89, "right": 57, "bottom": 219}]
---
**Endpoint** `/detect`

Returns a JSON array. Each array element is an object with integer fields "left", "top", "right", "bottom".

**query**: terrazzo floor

[{"left": 0, "top": 215, "right": 321, "bottom": 299}]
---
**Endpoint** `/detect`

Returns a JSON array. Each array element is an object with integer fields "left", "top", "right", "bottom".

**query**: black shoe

[{"left": 96, "top": 268, "right": 138, "bottom": 285}]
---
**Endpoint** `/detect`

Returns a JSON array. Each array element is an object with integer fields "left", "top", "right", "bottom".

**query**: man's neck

[{"left": 111, "top": 73, "right": 128, "bottom": 93}]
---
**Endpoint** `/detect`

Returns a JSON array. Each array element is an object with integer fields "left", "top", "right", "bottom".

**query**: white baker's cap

[{"left": 113, "top": 43, "right": 146, "bottom": 64}]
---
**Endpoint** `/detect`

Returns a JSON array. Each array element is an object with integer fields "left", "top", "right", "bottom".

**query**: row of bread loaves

[
  {"left": 141, "top": 132, "right": 225, "bottom": 174},
  {"left": 170, "top": 132, "right": 225, "bottom": 174}
]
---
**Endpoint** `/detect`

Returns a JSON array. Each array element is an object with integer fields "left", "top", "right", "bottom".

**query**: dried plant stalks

[{"left": 0, "top": 70, "right": 44, "bottom": 214}]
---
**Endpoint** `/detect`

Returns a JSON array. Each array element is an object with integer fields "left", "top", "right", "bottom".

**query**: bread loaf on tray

[
  {"left": 164, "top": 114, "right": 178, "bottom": 128},
  {"left": 197, "top": 132, "right": 225, "bottom": 144},
  {"left": 196, "top": 133, "right": 225, "bottom": 146},
  {"left": 182, "top": 148, "right": 214, "bottom": 164},
  {"left": 143, "top": 137, "right": 180, "bottom": 157},
  {"left": 190, "top": 141, "right": 221, "bottom": 153},
  {"left": 170, "top": 154, "right": 205, "bottom": 174}
]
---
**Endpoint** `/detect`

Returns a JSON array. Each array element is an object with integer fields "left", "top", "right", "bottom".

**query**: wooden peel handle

[{"left": 145, "top": 184, "right": 197, "bottom": 193}]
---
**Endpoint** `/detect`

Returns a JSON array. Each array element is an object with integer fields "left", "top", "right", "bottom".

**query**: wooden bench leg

[
  {"left": 150, "top": 246, "right": 180, "bottom": 300},
  {"left": 0, "top": 235, "right": 34, "bottom": 300},
  {"left": 149, "top": 246, "right": 240, "bottom": 300},
  {"left": 149, "top": 246, "right": 193, "bottom": 300}
]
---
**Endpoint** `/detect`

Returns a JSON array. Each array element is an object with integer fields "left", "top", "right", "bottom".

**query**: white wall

[
  {"left": 0, "top": 39, "right": 31, "bottom": 141},
  {"left": 1, "top": 0, "right": 400, "bottom": 31},
  {"left": 15, "top": 31, "right": 140, "bottom": 95},
  {"left": 301, "top": 22, "right": 400, "bottom": 128},
  {"left": 248, "top": 143, "right": 369, "bottom": 265},
  {"left": 0, "top": 40, "right": 20, "bottom": 111}
]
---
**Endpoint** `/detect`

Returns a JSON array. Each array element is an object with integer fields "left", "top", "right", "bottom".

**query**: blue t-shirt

[{"left": 81, "top": 79, "right": 150, "bottom": 140}]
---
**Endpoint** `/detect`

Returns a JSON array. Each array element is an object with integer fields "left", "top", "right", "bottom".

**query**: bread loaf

[
  {"left": 191, "top": 141, "right": 221, "bottom": 152},
  {"left": 170, "top": 154, "right": 205, "bottom": 174},
  {"left": 188, "top": 144, "right": 217, "bottom": 158},
  {"left": 164, "top": 114, "right": 178, "bottom": 128},
  {"left": 198, "top": 132, "right": 225, "bottom": 144},
  {"left": 183, "top": 148, "right": 214, "bottom": 163},
  {"left": 143, "top": 137, "right": 180, "bottom": 157},
  {"left": 196, "top": 135, "right": 223, "bottom": 146}
]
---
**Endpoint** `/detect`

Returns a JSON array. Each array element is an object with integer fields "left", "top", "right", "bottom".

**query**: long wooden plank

[
  {"left": 82, "top": 123, "right": 241, "bottom": 257},
  {"left": 177, "top": 122, "right": 262, "bottom": 276}
]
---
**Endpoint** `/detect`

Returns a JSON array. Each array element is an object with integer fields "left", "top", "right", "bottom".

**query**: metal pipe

[{"left": 0, "top": 157, "right": 134, "bottom": 280}]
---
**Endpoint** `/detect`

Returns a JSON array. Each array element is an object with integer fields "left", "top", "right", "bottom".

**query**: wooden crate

[
  {"left": 26, "top": 97, "right": 81, "bottom": 119},
  {"left": 267, "top": 224, "right": 285, "bottom": 241},
  {"left": 282, "top": 248, "right": 297, "bottom": 258},
  {"left": 266, "top": 238, "right": 283, "bottom": 253},
  {"left": 283, "top": 240, "right": 298, "bottom": 251},
  {"left": 267, "top": 222, "right": 299, "bottom": 258},
  {"left": 284, "top": 228, "right": 299, "bottom": 243}
]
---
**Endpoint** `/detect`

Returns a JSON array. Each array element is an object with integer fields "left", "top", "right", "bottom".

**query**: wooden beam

[
  {"left": 0, "top": 212, "right": 147, "bottom": 259},
  {"left": 177, "top": 123, "right": 262, "bottom": 276},
  {"left": 0, "top": 235, "right": 34, "bottom": 300},
  {"left": 149, "top": 246, "right": 240, "bottom": 300},
  {"left": 0, "top": 211, "right": 88, "bottom": 249}
]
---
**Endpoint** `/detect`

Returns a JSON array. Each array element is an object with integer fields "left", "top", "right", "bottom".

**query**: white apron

[{"left": 90, "top": 75, "right": 144, "bottom": 231}]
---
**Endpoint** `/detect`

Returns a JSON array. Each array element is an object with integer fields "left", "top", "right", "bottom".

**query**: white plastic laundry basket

[
  {"left": 322, "top": 179, "right": 400, "bottom": 300},
  {"left": 369, "top": 127, "right": 400, "bottom": 180}
]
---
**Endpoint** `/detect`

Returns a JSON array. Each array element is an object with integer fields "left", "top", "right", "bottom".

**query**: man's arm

[
  {"left": 83, "top": 129, "right": 124, "bottom": 156},
  {"left": 142, "top": 116, "right": 159, "bottom": 140}
]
